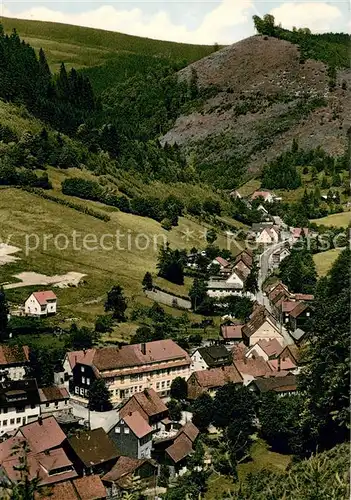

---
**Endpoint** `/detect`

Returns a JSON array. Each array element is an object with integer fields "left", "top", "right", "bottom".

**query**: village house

[
  {"left": 247, "top": 374, "right": 297, "bottom": 396},
  {"left": 67, "top": 427, "right": 120, "bottom": 476},
  {"left": 207, "top": 268, "right": 251, "bottom": 299},
  {"left": 233, "top": 249, "right": 253, "bottom": 279},
  {"left": 0, "top": 345, "right": 29, "bottom": 381},
  {"left": 39, "top": 386, "right": 71, "bottom": 418},
  {"left": 242, "top": 306, "right": 285, "bottom": 347},
  {"left": 0, "top": 415, "right": 77, "bottom": 490},
  {"left": 24, "top": 291, "right": 57, "bottom": 317},
  {"left": 102, "top": 456, "right": 156, "bottom": 498},
  {"left": 290, "top": 227, "right": 310, "bottom": 241},
  {"left": 288, "top": 302, "right": 313, "bottom": 331},
  {"left": 163, "top": 422, "right": 199, "bottom": 474},
  {"left": 66, "top": 340, "right": 191, "bottom": 404},
  {"left": 119, "top": 388, "right": 169, "bottom": 431},
  {"left": 210, "top": 256, "right": 231, "bottom": 271},
  {"left": 0, "top": 379, "right": 40, "bottom": 436},
  {"left": 251, "top": 191, "right": 275, "bottom": 203},
  {"left": 232, "top": 342, "right": 277, "bottom": 385},
  {"left": 108, "top": 412, "right": 154, "bottom": 460},
  {"left": 256, "top": 226, "right": 280, "bottom": 244},
  {"left": 38, "top": 475, "right": 107, "bottom": 500},
  {"left": 187, "top": 365, "right": 243, "bottom": 399},
  {"left": 270, "top": 246, "right": 291, "bottom": 269},
  {"left": 190, "top": 345, "right": 232, "bottom": 372},
  {"left": 220, "top": 323, "right": 244, "bottom": 344},
  {"left": 246, "top": 339, "right": 299, "bottom": 373}
]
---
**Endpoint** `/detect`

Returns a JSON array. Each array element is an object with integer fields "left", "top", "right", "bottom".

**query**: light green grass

[
  {"left": 0, "top": 187, "right": 233, "bottom": 327},
  {"left": 205, "top": 439, "right": 291, "bottom": 499},
  {"left": 310, "top": 211, "right": 351, "bottom": 228},
  {"left": 0, "top": 100, "right": 44, "bottom": 135},
  {"left": 313, "top": 248, "right": 342, "bottom": 276},
  {"left": 237, "top": 178, "right": 261, "bottom": 197}
]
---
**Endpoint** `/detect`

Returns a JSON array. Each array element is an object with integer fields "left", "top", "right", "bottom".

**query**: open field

[
  {"left": 0, "top": 187, "right": 236, "bottom": 328},
  {"left": 310, "top": 211, "right": 351, "bottom": 228},
  {"left": 313, "top": 248, "right": 342, "bottom": 276},
  {"left": 205, "top": 439, "right": 291, "bottom": 499}
]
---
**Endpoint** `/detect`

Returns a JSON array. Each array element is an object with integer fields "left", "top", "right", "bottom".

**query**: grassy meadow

[
  {"left": 313, "top": 248, "right": 343, "bottom": 276},
  {"left": 0, "top": 184, "right": 236, "bottom": 336},
  {"left": 310, "top": 211, "right": 351, "bottom": 228}
]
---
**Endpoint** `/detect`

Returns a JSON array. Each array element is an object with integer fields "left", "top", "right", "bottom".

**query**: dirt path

[{"left": 4, "top": 271, "right": 86, "bottom": 289}]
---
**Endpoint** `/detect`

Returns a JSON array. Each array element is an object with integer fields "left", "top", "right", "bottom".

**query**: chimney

[
  {"left": 129, "top": 412, "right": 132, "bottom": 416},
  {"left": 141, "top": 343, "right": 146, "bottom": 355},
  {"left": 38, "top": 416, "right": 43, "bottom": 426},
  {"left": 277, "top": 356, "right": 281, "bottom": 372}
]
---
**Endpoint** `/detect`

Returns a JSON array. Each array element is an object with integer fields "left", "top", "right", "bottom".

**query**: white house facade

[
  {"left": 0, "top": 379, "right": 41, "bottom": 436},
  {"left": 24, "top": 291, "right": 57, "bottom": 316}
]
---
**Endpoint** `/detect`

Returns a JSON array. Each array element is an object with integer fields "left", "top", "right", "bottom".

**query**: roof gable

[
  {"left": 121, "top": 412, "right": 153, "bottom": 439},
  {"left": 32, "top": 291, "right": 57, "bottom": 305},
  {"left": 68, "top": 428, "right": 119, "bottom": 467}
]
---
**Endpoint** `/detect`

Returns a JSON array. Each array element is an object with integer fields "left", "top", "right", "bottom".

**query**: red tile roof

[
  {"left": 293, "top": 293, "right": 314, "bottom": 301},
  {"left": 67, "top": 349, "right": 96, "bottom": 370},
  {"left": 32, "top": 291, "right": 57, "bottom": 305},
  {"left": 102, "top": 456, "right": 153, "bottom": 483},
  {"left": 166, "top": 434, "right": 193, "bottom": 463},
  {"left": 232, "top": 343, "right": 273, "bottom": 378},
  {"left": 256, "top": 339, "right": 283, "bottom": 357},
  {"left": 192, "top": 365, "right": 243, "bottom": 389},
  {"left": 36, "top": 481, "right": 78, "bottom": 500},
  {"left": 268, "top": 358, "right": 297, "bottom": 371},
  {"left": 282, "top": 301, "right": 300, "bottom": 313},
  {"left": 2, "top": 447, "right": 77, "bottom": 486},
  {"left": 220, "top": 324, "right": 244, "bottom": 340},
  {"left": 39, "top": 386, "right": 69, "bottom": 403},
  {"left": 252, "top": 191, "right": 272, "bottom": 200},
  {"left": 18, "top": 416, "right": 66, "bottom": 454},
  {"left": 177, "top": 422, "right": 199, "bottom": 443},
  {"left": 0, "top": 345, "right": 29, "bottom": 366},
  {"left": 71, "top": 340, "right": 190, "bottom": 374},
  {"left": 122, "top": 412, "right": 153, "bottom": 439},
  {"left": 122, "top": 388, "right": 168, "bottom": 420},
  {"left": 214, "top": 256, "right": 231, "bottom": 268},
  {"left": 36, "top": 475, "right": 106, "bottom": 500},
  {"left": 242, "top": 308, "right": 280, "bottom": 338},
  {"left": 289, "top": 302, "right": 309, "bottom": 318},
  {"left": 73, "top": 475, "right": 107, "bottom": 499}
]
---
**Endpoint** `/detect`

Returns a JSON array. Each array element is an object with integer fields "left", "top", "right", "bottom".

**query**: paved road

[{"left": 145, "top": 289, "right": 191, "bottom": 310}]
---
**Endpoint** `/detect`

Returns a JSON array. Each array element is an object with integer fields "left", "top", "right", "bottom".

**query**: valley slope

[{"left": 162, "top": 35, "right": 350, "bottom": 187}]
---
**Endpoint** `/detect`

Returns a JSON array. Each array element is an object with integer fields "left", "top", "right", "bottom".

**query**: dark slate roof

[
  {"left": 0, "top": 378, "right": 40, "bottom": 410},
  {"left": 68, "top": 428, "right": 120, "bottom": 467},
  {"left": 250, "top": 374, "right": 297, "bottom": 393},
  {"left": 197, "top": 345, "right": 231, "bottom": 367}
]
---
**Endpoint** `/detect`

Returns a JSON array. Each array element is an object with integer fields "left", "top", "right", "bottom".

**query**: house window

[
  {"left": 115, "top": 427, "right": 121, "bottom": 433},
  {"left": 124, "top": 428, "right": 130, "bottom": 434},
  {"left": 3, "top": 420, "right": 7, "bottom": 426},
  {"left": 30, "top": 404, "right": 36, "bottom": 409},
  {"left": 79, "top": 388, "right": 84, "bottom": 396},
  {"left": 75, "top": 387, "right": 79, "bottom": 395},
  {"left": 166, "top": 380, "right": 170, "bottom": 387},
  {"left": 156, "top": 382, "right": 160, "bottom": 389},
  {"left": 86, "top": 378, "right": 90, "bottom": 385},
  {"left": 22, "top": 417, "right": 26, "bottom": 424},
  {"left": 46, "top": 403, "right": 50, "bottom": 408},
  {"left": 82, "top": 376, "right": 86, "bottom": 384},
  {"left": 55, "top": 402, "right": 59, "bottom": 407},
  {"left": 161, "top": 381, "right": 165, "bottom": 388},
  {"left": 306, "top": 311, "right": 310, "bottom": 317},
  {"left": 10, "top": 419, "right": 15, "bottom": 425},
  {"left": 16, "top": 418, "right": 21, "bottom": 424},
  {"left": 81, "top": 366, "right": 85, "bottom": 373}
]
